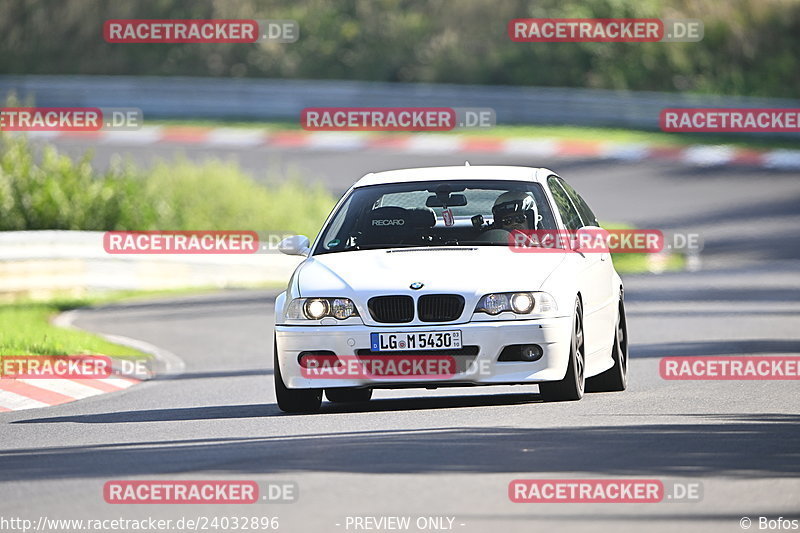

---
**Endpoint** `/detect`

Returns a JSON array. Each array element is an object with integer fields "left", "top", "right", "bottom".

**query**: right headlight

[
  {"left": 286, "top": 298, "right": 359, "bottom": 320},
  {"left": 475, "top": 292, "right": 557, "bottom": 315}
]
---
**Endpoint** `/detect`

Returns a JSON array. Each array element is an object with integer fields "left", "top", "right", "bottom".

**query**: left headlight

[
  {"left": 475, "top": 292, "right": 557, "bottom": 315},
  {"left": 286, "top": 298, "right": 359, "bottom": 320}
]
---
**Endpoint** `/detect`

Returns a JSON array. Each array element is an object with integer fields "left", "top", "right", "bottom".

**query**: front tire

[
  {"left": 539, "top": 299, "right": 585, "bottom": 402},
  {"left": 274, "top": 336, "right": 322, "bottom": 413},
  {"left": 586, "top": 297, "right": 629, "bottom": 393}
]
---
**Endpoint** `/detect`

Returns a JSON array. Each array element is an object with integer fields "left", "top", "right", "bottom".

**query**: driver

[{"left": 492, "top": 191, "right": 538, "bottom": 231}]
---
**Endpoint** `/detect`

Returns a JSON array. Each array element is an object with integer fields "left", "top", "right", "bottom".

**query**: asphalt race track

[{"left": 2, "top": 138, "right": 799, "bottom": 532}]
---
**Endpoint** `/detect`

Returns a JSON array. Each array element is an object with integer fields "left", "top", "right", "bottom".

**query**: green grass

[
  {"left": 148, "top": 119, "right": 800, "bottom": 151},
  {"left": 0, "top": 288, "right": 231, "bottom": 358},
  {"left": 611, "top": 252, "right": 685, "bottom": 275},
  {"left": 603, "top": 221, "right": 685, "bottom": 275},
  {"left": 0, "top": 301, "right": 146, "bottom": 358},
  {"left": 0, "top": 285, "right": 301, "bottom": 359}
]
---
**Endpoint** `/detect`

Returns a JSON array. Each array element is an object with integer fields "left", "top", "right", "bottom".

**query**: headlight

[
  {"left": 480, "top": 293, "right": 509, "bottom": 315},
  {"left": 331, "top": 298, "right": 356, "bottom": 320},
  {"left": 286, "top": 298, "right": 359, "bottom": 320},
  {"left": 510, "top": 292, "right": 534, "bottom": 314},
  {"left": 304, "top": 298, "right": 329, "bottom": 320},
  {"left": 475, "top": 292, "right": 557, "bottom": 315}
]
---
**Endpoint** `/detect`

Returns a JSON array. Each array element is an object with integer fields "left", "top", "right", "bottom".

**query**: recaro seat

[{"left": 358, "top": 206, "right": 435, "bottom": 247}]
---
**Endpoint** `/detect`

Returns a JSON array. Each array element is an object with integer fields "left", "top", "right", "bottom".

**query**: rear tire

[
  {"left": 539, "top": 299, "right": 585, "bottom": 402},
  {"left": 586, "top": 297, "right": 629, "bottom": 393},
  {"left": 325, "top": 388, "right": 373, "bottom": 403},
  {"left": 274, "top": 336, "right": 322, "bottom": 413}
]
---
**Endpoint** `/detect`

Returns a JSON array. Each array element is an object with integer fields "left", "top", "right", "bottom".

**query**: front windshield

[{"left": 314, "top": 180, "right": 557, "bottom": 254}]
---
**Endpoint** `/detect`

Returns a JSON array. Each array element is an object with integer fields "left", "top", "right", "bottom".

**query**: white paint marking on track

[
  {"left": 763, "top": 150, "right": 800, "bottom": 170},
  {"left": 99, "top": 126, "right": 163, "bottom": 145},
  {"left": 0, "top": 390, "right": 50, "bottom": 411},
  {"left": 500, "top": 138, "right": 558, "bottom": 157},
  {"left": 683, "top": 145, "right": 735, "bottom": 167},
  {"left": 25, "top": 127, "right": 798, "bottom": 170},
  {"left": 405, "top": 135, "right": 462, "bottom": 153},
  {"left": 96, "top": 377, "right": 138, "bottom": 389},
  {"left": 601, "top": 143, "right": 651, "bottom": 161},
  {"left": 205, "top": 128, "right": 266, "bottom": 147},
  {"left": 16, "top": 379, "right": 105, "bottom": 400},
  {"left": 306, "top": 132, "right": 367, "bottom": 151}
]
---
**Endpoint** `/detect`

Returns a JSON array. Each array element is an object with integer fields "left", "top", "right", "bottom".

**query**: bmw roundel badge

[{"left": 410, "top": 282, "right": 424, "bottom": 290}]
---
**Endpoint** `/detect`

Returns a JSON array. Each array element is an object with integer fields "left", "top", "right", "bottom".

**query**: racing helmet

[{"left": 492, "top": 191, "right": 538, "bottom": 229}]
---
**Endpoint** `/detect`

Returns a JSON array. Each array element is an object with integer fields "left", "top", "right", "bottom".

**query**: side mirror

[
  {"left": 278, "top": 235, "right": 311, "bottom": 257},
  {"left": 572, "top": 227, "right": 610, "bottom": 254}
]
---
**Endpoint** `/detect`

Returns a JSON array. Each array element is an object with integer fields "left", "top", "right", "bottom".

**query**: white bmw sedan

[{"left": 273, "top": 165, "right": 628, "bottom": 413}]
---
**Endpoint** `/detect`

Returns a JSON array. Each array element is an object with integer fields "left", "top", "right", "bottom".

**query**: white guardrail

[
  {"left": 1, "top": 75, "right": 799, "bottom": 136},
  {"left": 0, "top": 231, "right": 301, "bottom": 299}
]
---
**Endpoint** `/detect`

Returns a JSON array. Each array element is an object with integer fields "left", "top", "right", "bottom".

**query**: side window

[
  {"left": 559, "top": 178, "right": 599, "bottom": 227},
  {"left": 547, "top": 177, "right": 583, "bottom": 230}
]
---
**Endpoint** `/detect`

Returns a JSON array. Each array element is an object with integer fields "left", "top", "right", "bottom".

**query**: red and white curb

[
  {"left": 0, "top": 375, "right": 141, "bottom": 412},
  {"left": 25, "top": 126, "right": 800, "bottom": 170},
  {"left": 0, "top": 310, "right": 185, "bottom": 413}
]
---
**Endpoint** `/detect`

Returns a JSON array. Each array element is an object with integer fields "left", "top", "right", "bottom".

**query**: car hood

[{"left": 297, "top": 247, "right": 566, "bottom": 297}]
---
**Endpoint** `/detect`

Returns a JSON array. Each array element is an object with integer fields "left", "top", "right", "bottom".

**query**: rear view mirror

[{"left": 425, "top": 194, "right": 467, "bottom": 208}]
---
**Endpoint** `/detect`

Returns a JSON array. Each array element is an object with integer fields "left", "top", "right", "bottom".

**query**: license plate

[{"left": 370, "top": 330, "right": 462, "bottom": 352}]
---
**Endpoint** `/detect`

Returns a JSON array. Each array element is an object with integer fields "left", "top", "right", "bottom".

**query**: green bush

[
  {"left": 0, "top": 0, "right": 797, "bottom": 98},
  {"left": 0, "top": 133, "right": 336, "bottom": 235}
]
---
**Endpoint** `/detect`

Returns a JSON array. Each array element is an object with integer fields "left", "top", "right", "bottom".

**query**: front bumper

[{"left": 274, "top": 316, "right": 573, "bottom": 389}]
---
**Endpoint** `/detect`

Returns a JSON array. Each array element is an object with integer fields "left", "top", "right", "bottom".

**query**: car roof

[{"left": 352, "top": 165, "right": 557, "bottom": 188}]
